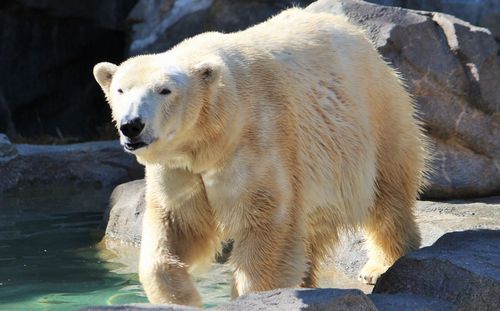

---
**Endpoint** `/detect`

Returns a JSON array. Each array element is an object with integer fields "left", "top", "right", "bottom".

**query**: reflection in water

[{"left": 0, "top": 185, "right": 370, "bottom": 310}]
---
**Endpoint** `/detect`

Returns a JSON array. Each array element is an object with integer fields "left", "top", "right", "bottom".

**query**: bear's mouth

[{"left": 124, "top": 141, "right": 148, "bottom": 151}]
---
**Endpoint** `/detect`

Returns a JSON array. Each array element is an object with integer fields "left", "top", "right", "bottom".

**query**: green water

[{"left": 0, "top": 186, "right": 231, "bottom": 310}]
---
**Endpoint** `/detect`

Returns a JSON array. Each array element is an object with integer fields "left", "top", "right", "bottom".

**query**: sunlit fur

[{"left": 94, "top": 8, "right": 428, "bottom": 307}]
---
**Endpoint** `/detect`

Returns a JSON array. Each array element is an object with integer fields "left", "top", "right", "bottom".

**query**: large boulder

[
  {"left": 373, "top": 230, "right": 500, "bottom": 310},
  {"left": 126, "top": 0, "right": 500, "bottom": 199},
  {"left": 104, "top": 179, "right": 146, "bottom": 245},
  {"left": 368, "top": 293, "right": 452, "bottom": 311},
  {"left": 0, "top": 1, "right": 137, "bottom": 139},
  {"left": 365, "top": 0, "right": 500, "bottom": 46},
  {"left": 0, "top": 137, "right": 143, "bottom": 192}
]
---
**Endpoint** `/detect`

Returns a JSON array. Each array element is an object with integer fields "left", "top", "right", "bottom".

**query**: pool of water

[{"left": 0, "top": 186, "right": 231, "bottom": 310}]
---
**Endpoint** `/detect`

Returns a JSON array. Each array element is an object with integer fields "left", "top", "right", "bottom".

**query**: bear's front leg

[
  {"left": 229, "top": 189, "right": 308, "bottom": 297},
  {"left": 139, "top": 167, "right": 218, "bottom": 306}
]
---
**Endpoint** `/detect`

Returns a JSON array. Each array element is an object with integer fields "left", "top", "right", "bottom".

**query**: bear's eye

[
  {"left": 117, "top": 89, "right": 123, "bottom": 94},
  {"left": 159, "top": 88, "right": 171, "bottom": 95}
]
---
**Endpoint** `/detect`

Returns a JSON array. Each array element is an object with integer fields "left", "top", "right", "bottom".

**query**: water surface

[
  {"left": 0, "top": 186, "right": 230, "bottom": 310},
  {"left": 0, "top": 185, "right": 370, "bottom": 310}
]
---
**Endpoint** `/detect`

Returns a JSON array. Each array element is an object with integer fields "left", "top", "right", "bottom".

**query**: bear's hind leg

[
  {"left": 300, "top": 231, "right": 337, "bottom": 288},
  {"left": 231, "top": 230, "right": 307, "bottom": 297},
  {"left": 230, "top": 203, "right": 308, "bottom": 297},
  {"left": 300, "top": 244, "right": 321, "bottom": 288},
  {"left": 359, "top": 189, "right": 421, "bottom": 285}
]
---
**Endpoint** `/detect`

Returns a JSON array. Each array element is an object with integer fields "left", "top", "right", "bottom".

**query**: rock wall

[
  {"left": 0, "top": 0, "right": 137, "bottom": 139},
  {"left": 365, "top": 0, "right": 500, "bottom": 48},
  {"left": 0, "top": 134, "right": 143, "bottom": 192}
]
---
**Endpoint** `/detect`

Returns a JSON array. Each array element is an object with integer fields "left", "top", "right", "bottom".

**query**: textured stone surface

[
  {"left": 80, "top": 304, "right": 197, "bottom": 311},
  {"left": 368, "top": 293, "right": 451, "bottom": 311},
  {"left": 373, "top": 230, "right": 500, "bottom": 310},
  {"left": 0, "top": 133, "right": 17, "bottom": 160},
  {"left": 306, "top": 0, "right": 500, "bottom": 199},
  {"left": 127, "top": 0, "right": 315, "bottom": 55},
  {"left": 0, "top": 139, "right": 143, "bottom": 192},
  {"left": 214, "top": 288, "right": 376, "bottom": 311},
  {"left": 81, "top": 288, "right": 376, "bottom": 311},
  {"left": 0, "top": 1, "right": 137, "bottom": 139},
  {"left": 104, "top": 179, "right": 146, "bottom": 245},
  {"left": 366, "top": 0, "right": 500, "bottom": 43}
]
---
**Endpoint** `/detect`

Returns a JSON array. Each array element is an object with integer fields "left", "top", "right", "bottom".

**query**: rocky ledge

[
  {"left": 0, "top": 133, "right": 143, "bottom": 192},
  {"left": 374, "top": 230, "right": 500, "bottom": 310}
]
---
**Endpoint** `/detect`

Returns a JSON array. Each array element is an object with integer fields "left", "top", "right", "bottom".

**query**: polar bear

[{"left": 94, "top": 8, "right": 427, "bottom": 306}]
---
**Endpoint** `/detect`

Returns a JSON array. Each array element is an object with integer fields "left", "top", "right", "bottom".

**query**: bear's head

[{"left": 93, "top": 54, "right": 225, "bottom": 165}]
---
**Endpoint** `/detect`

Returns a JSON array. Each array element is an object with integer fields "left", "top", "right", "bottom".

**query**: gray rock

[
  {"left": 104, "top": 179, "right": 146, "bottom": 245},
  {"left": 127, "top": 0, "right": 316, "bottom": 55},
  {"left": 80, "top": 304, "right": 198, "bottom": 311},
  {"left": 306, "top": 0, "right": 500, "bottom": 199},
  {"left": 81, "top": 289, "right": 376, "bottom": 311},
  {"left": 366, "top": 0, "right": 500, "bottom": 43},
  {"left": 0, "top": 140, "right": 143, "bottom": 192},
  {"left": 368, "top": 293, "right": 452, "bottom": 311},
  {"left": 214, "top": 288, "right": 376, "bottom": 311},
  {"left": 0, "top": 133, "right": 17, "bottom": 160},
  {"left": 373, "top": 230, "right": 500, "bottom": 310}
]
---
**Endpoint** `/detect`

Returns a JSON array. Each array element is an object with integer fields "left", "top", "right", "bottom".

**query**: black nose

[{"left": 120, "top": 118, "right": 145, "bottom": 138}]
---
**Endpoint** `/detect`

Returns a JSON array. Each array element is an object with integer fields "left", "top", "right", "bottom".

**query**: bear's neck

[{"left": 183, "top": 94, "right": 248, "bottom": 174}]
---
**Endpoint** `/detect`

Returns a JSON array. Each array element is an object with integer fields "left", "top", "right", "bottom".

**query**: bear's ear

[
  {"left": 93, "top": 62, "right": 118, "bottom": 95},
  {"left": 192, "top": 59, "right": 222, "bottom": 85}
]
